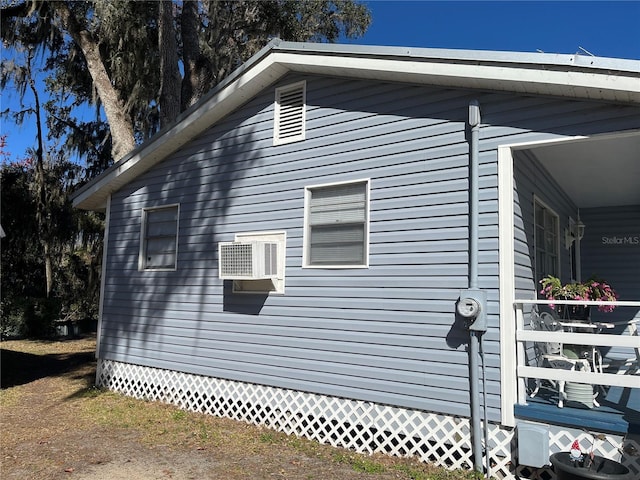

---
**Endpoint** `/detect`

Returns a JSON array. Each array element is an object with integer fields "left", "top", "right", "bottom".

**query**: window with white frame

[
  {"left": 534, "top": 198, "right": 559, "bottom": 283},
  {"left": 304, "top": 180, "right": 369, "bottom": 268},
  {"left": 273, "top": 81, "right": 306, "bottom": 145},
  {"left": 139, "top": 204, "right": 179, "bottom": 271}
]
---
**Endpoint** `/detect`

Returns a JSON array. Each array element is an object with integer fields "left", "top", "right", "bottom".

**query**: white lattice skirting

[{"left": 96, "top": 359, "right": 639, "bottom": 480}]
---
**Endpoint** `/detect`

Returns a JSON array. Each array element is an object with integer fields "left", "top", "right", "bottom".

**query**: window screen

[
  {"left": 306, "top": 181, "right": 368, "bottom": 267},
  {"left": 141, "top": 205, "right": 179, "bottom": 270}
]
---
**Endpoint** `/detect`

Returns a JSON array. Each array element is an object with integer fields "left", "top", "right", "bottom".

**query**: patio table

[{"left": 558, "top": 321, "right": 614, "bottom": 375}]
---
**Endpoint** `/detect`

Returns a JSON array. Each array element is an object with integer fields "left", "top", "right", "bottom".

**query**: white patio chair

[
  {"left": 603, "top": 318, "right": 640, "bottom": 375},
  {"left": 628, "top": 319, "right": 640, "bottom": 371},
  {"left": 599, "top": 319, "right": 639, "bottom": 410},
  {"left": 528, "top": 305, "right": 598, "bottom": 408}
]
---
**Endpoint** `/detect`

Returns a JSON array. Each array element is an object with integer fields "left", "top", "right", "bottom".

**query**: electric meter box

[{"left": 457, "top": 288, "right": 487, "bottom": 332}]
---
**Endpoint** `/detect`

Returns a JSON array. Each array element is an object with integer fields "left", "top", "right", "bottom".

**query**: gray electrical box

[
  {"left": 457, "top": 288, "right": 487, "bottom": 332},
  {"left": 517, "top": 422, "right": 550, "bottom": 467}
]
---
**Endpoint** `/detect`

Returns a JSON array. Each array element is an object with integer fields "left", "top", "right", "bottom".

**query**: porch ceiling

[{"left": 533, "top": 134, "right": 640, "bottom": 208}]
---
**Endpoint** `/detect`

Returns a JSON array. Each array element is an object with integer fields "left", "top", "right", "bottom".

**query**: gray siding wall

[
  {"left": 581, "top": 206, "right": 640, "bottom": 324},
  {"left": 513, "top": 150, "right": 579, "bottom": 300},
  {"left": 100, "top": 73, "right": 640, "bottom": 421}
]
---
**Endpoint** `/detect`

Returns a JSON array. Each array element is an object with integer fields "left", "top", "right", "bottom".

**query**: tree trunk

[
  {"left": 180, "top": 0, "right": 198, "bottom": 111},
  {"left": 44, "top": 242, "right": 53, "bottom": 298},
  {"left": 55, "top": 2, "right": 136, "bottom": 162},
  {"left": 28, "top": 52, "right": 53, "bottom": 298},
  {"left": 158, "top": 0, "right": 181, "bottom": 128},
  {"left": 180, "top": 0, "right": 212, "bottom": 111}
]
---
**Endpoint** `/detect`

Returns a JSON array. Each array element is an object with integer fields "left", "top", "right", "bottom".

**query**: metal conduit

[{"left": 467, "top": 100, "right": 489, "bottom": 477}]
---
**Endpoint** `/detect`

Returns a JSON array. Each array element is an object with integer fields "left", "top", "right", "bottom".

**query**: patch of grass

[
  {"left": 256, "top": 427, "right": 480, "bottom": 479},
  {"left": 197, "top": 424, "right": 213, "bottom": 441},
  {"left": 394, "top": 464, "right": 446, "bottom": 480},
  {"left": 76, "top": 383, "right": 481, "bottom": 480},
  {"left": 259, "top": 431, "right": 278, "bottom": 444},
  {"left": 352, "top": 457, "right": 386, "bottom": 474},
  {"left": 1, "top": 338, "right": 96, "bottom": 356},
  {"left": 332, "top": 451, "right": 386, "bottom": 474},
  {"left": 0, "top": 386, "right": 23, "bottom": 408},
  {"left": 3, "top": 337, "right": 487, "bottom": 480},
  {"left": 76, "top": 385, "right": 104, "bottom": 398},
  {"left": 81, "top": 392, "right": 246, "bottom": 450},
  {"left": 393, "top": 463, "right": 483, "bottom": 480},
  {"left": 172, "top": 410, "right": 187, "bottom": 421}
]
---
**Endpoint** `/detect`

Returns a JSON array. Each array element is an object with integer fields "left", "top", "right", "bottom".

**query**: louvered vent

[
  {"left": 218, "top": 241, "right": 278, "bottom": 280},
  {"left": 274, "top": 81, "right": 305, "bottom": 145}
]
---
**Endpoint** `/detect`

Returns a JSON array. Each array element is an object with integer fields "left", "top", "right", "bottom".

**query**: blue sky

[
  {"left": 360, "top": 1, "right": 640, "bottom": 59},
  {"left": 2, "top": 1, "right": 639, "bottom": 164}
]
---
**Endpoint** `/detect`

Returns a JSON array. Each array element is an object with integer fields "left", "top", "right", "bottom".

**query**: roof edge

[
  {"left": 72, "top": 41, "right": 640, "bottom": 211},
  {"left": 273, "top": 41, "right": 640, "bottom": 74}
]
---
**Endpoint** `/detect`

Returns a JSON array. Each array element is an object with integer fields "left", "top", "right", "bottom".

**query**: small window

[
  {"left": 274, "top": 81, "right": 306, "bottom": 145},
  {"left": 534, "top": 198, "right": 559, "bottom": 283},
  {"left": 139, "top": 204, "right": 179, "bottom": 271},
  {"left": 304, "top": 180, "right": 369, "bottom": 268}
]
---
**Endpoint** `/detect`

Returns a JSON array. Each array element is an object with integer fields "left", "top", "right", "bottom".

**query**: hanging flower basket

[
  {"left": 555, "top": 304, "right": 591, "bottom": 321},
  {"left": 539, "top": 275, "right": 618, "bottom": 318}
]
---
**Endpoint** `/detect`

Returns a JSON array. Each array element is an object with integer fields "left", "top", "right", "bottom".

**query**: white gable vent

[
  {"left": 274, "top": 81, "right": 306, "bottom": 145},
  {"left": 218, "top": 241, "right": 278, "bottom": 280}
]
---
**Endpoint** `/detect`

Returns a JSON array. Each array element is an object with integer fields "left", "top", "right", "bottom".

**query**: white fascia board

[
  {"left": 275, "top": 41, "right": 640, "bottom": 72},
  {"left": 73, "top": 56, "right": 288, "bottom": 211},
  {"left": 272, "top": 52, "right": 640, "bottom": 104}
]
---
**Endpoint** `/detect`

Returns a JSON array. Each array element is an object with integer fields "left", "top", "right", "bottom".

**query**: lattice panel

[{"left": 96, "top": 360, "right": 639, "bottom": 479}]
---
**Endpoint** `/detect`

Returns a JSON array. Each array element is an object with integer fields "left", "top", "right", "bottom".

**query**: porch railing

[{"left": 514, "top": 299, "right": 640, "bottom": 406}]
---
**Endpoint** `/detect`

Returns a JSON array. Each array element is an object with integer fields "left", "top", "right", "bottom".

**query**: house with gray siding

[{"left": 73, "top": 40, "right": 640, "bottom": 479}]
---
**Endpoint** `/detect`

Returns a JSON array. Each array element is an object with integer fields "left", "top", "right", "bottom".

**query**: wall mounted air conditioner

[{"left": 218, "top": 241, "right": 279, "bottom": 280}]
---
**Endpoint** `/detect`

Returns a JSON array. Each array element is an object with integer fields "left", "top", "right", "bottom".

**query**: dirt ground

[{"left": 0, "top": 337, "right": 470, "bottom": 480}]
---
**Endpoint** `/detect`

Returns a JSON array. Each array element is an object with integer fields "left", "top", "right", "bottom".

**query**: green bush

[{"left": 0, "top": 296, "right": 61, "bottom": 338}]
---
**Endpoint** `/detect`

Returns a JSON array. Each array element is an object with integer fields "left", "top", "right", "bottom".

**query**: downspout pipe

[
  {"left": 457, "top": 101, "right": 489, "bottom": 475},
  {"left": 469, "top": 100, "right": 480, "bottom": 290},
  {"left": 467, "top": 100, "right": 486, "bottom": 475},
  {"left": 470, "top": 322, "right": 483, "bottom": 473}
]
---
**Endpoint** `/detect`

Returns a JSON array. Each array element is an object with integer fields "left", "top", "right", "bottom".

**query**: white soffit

[{"left": 533, "top": 133, "right": 640, "bottom": 208}]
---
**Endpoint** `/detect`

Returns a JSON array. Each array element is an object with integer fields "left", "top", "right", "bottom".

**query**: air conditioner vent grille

[
  {"left": 219, "top": 243, "right": 254, "bottom": 278},
  {"left": 218, "top": 241, "right": 279, "bottom": 280},
  {"left": 263, "top": 242, "right": 278, "bottom": 277}
]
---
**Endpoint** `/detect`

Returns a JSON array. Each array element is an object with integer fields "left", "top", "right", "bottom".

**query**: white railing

[{"left": 514, "top": 299, "right": 640, "bottom": 406}]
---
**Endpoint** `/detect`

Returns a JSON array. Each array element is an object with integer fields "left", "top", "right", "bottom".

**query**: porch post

[{"left": 498, "top": 145, "right": 517, "bottom": 427}]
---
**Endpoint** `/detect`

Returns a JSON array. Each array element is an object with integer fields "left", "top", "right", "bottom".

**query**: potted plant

[
  {"left": 550, "top": 438, "right": 632, "bottom": 480},
  {"left": 539, "top": 275, "right": 618, "bottom": 319}
]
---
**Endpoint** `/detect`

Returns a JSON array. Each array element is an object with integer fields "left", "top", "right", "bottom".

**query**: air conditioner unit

[{"left": 218, "top": 241, "right": 279, "bottom": 280}]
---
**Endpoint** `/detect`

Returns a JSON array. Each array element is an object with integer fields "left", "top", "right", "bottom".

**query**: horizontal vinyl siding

[
  {"left": 513, "top": 149, "right": 579, "bottom": 299},
  {"left": 581, "top": 206, "right": 640, "bottom": 325},
  {"left": 101, "top": 73, "right": 640, "bottom": 421}
]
